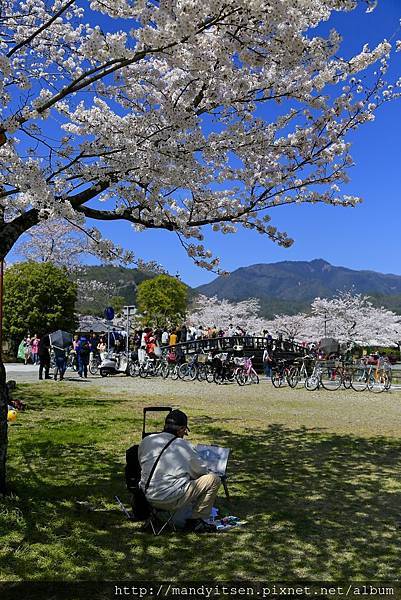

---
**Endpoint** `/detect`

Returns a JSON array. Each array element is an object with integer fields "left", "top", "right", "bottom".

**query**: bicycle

[
  {"left": 178, "top": 354, "right": 199, "bottom": 381},
  {"left": 304, "top": 360, "right": 342, "bottom": 391},
  {"left": 89, "top": 353, "right": 101, "bottom": 375},
  {"left": 161, "top": 362, "right": 180, "bottom": 380},
  {"left": 212, "top": 353, "right": 236, "bottom": 384},
  {"left": 287, "top": 355, "right": 313, "bottom": 388},
  {"left": 196, "top": 353, "right": 214, "bottom": 382},
  {"left": 304, "top": 362, "right": 323, "bottom": 391},
  {"left": 271, "top": 359, "right": 292, "bottom": 388},
  {"left": 234, "top": 356, "right": 259, "bottom": 386},
  {"left": 139, "top": 355, "right": 159, "bottom": 378},
  {"left": 367, "top": 363, "right": 392, "bottom": 393},
  {"left": 319, "top": 359, "right": 343, "bottom": 391},
  {"left": 350, "top": 362, "right": 370, "bottom": 392}
]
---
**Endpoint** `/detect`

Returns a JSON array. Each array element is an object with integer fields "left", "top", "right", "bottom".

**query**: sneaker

[{"left": 184, "top": 518, "right": 217, "bottom": 533}]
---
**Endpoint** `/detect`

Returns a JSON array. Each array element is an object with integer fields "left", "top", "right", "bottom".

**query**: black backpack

[
  {"left": 80, "top": 341, "right": 90, "bottom": 356},
  {"left": 125, "top": 445, "right": 150, "bottom": 520}
]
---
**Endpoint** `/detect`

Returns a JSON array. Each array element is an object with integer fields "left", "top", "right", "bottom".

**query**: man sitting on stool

[{"left": 138, "top": 409, "right": 221, "bottom": 533}]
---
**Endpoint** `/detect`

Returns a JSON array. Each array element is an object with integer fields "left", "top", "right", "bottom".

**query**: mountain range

[
  {"left": 75, "top": 260, "right": 401, "bottom": 318},
  {"left": 195, "top": 259, "right": 401, "bottom": 317}
]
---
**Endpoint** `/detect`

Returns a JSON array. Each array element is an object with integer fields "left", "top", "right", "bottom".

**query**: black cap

[{"left": 164, "top": 409, "right": 190, "bottom": 432}]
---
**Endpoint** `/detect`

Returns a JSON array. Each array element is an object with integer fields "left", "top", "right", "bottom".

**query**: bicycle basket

[{"left": 233, "top": 357, "right": 245, "bottom": 366}]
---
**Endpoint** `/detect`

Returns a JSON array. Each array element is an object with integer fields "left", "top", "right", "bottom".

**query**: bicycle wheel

[
  {"left": 161, "top": 363, "right": 170, "bottom": 379},
  {"left": 129, "top": 361, "right": 140, "bottom": 377},
  {"left": 272, "top": 371, "right": 283, "bottom": 388},
  {"left": 139, "top": 366, "right": 148, "bottom": 378},
  {"left": 350, "top": 368, "right": 368, "bottom": 392},
  {"left": 320, "top": 367, "right": 342, "bottom": 391},
  {"left": 205, "top": 366, "right": 215, "bottom": 383},
  {"left": 171, "top": 366, "right": 179, "bottom": 380},
  {"left": 197, "top": 364, "right": 206, "bottom": 381},
  {"left": 214, "top": 371, "right": 224, "bottom": 385},
  {"left": 367, "top": 373, "right": 388, "bottom": 393},
  {"left": 305, "top": 375, "right": 319, "bottom": 391},
  {"left": 89, "top": 361, "right": 99, "bottom": 376},
  {"left": 188, "top": 365, "right": 198, "bottom": 381},
  {"left": 249, "top": 370, "right": 259, "bottom": 384},
  {"left": 341, "top": 369, "right": 352, "bottom": 389},
  {"left": 235, "top": 370, "right": 246, "bottom": 386},
  {"left": 287, "top": 366, "right": 300, "bottom": 388},
  {"left": 178, "top": 363, "right": 189, "bottom": 380}
]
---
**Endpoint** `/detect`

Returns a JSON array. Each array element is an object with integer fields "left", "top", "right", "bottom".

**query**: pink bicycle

[{"left": 234, "top": 356, "right": 259, "bottom": 386}]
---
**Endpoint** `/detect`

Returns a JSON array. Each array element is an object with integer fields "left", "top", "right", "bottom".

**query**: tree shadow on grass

[
  {"left": 16, "top": 383, "right": 124, "bottom": 410},
  {"left": 2, "top": 423, "right": 401, "bottom": 581}
]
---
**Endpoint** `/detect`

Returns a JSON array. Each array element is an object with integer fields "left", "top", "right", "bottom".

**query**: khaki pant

[{"left": 151, "top": 473, "right": 221, "bottom": 520}]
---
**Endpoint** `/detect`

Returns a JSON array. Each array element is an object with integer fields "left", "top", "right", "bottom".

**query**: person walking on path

[
  {"left": 31, "top": 334, "right": 40, "bottom": 365},
  {"left": 53, "top": 344, "right": 67, "bottom": 381},
  {"left": 24, "top": 335, "right": 32, "bottom": 365},
  {"left": 262, "top": 347, "right": 273, "bottom": 380},
  {"left": 38, "top": 334, "right": 51, "bottom": 380},
  {"left": 76, "top": 336, "right": 90, "bottom": 378}
]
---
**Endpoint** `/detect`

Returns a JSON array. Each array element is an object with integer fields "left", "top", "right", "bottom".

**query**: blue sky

[
  {"left": 93, "top": 1, "right": 401, "bottom": 286},
  {"left": 12, "top": 1, "right": 401, "bottom": 287}
]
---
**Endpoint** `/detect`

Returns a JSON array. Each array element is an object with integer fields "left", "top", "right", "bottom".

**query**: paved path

[{"left": 5, "top": 362, "right": 401, "bottom": 395}]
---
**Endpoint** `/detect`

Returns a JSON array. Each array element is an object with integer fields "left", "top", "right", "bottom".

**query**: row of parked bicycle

[
  {"left": 128, "top": 352, "right": 260, "bottom": 386},
  {"left": 64, "top": 348, "right": 393, "bottom": 393},
  {"left": 272, "top": 355, "right": 392, "bottom": 393}
]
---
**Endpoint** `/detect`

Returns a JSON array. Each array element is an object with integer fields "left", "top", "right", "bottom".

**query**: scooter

[{"left": 99, "top": 351, "right": 130, "bottom": 377}]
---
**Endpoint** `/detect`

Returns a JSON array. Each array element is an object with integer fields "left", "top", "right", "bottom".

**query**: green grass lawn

[{"left": 1, "top": 381, "right": 401, "bottom": 582}]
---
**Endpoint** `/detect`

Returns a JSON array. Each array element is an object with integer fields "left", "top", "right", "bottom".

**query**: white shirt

[
  {"left": 263, "top": 349, "right": 272, "bottom": 362},
  {"left": 138, "top": 432, "right": 208, "bottom": 503},
  {"left": 161, "top": 331, "right": 169, "bottom": 345}
]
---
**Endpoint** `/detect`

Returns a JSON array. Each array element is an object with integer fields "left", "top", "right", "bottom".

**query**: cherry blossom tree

[
  {"left": 188, "top": 294, "right": 265, "bottom": 333},
  {"left": 310, "top": 291, "right": 401, "bottom": 346},
  {"left": 14, "top": 219, "right": 91, "bottom": 266},
  {"left": 0, "top": 0, "right": 400, "bottom": 492},
  {"left": 264, "top": 313, "right": 309, "bottom": 341},
  {"left": 13, "top": 217, "right": 139, "bottom": 267},
  {"left": 266, "top": 291, "right": 401, "bottom": 346}
]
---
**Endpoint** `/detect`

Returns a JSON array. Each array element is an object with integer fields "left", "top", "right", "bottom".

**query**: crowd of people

[
  {"left": 17, "top": 323, "right": 320, "bottom": 382},
  {"left": 18, "top": 329, "right": 128, "bottom": 381}
]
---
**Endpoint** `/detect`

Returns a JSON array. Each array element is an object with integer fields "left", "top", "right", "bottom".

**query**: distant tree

[
  {"left": 265, "top": 313, "right": 308, "bottom": 341},
  {"left": 265, "top": 291, "right": 401, "bottom": 346},
  {"left": 188, "top": 295, "right": 265, "bottom": 333},
  {"left": 310, "top": 291, "right": 401, "bottom": 346},
  {"left": 110, "top": 296, "right": 125, "bottom": 316},
  {"left": 76, "top": 277, "right": 119, "bottom": 316},
  {"left": 136, "top": 275, "right": 187, "bottom": 326},
  {"left": 14, "top": 219, "right": 91, "bottom": 268},
  {"left": 3, "top": 262, "right": 77, "bottom": 350}
]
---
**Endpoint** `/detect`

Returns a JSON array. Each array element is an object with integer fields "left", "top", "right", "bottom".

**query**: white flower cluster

[
  {"left": 0, "top": 0, "right": 399, "bottom": 266},
  {"left": 266, "top": 291, "right": 401, "bottom": 346},
  {"left": 187, "top": 295, "right": 266, "bottom": 332}
]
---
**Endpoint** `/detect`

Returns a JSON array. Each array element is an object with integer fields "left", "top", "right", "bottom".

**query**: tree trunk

[
  {"left": 0, "top": 359, "right": 8, "bottom": 495},
  {"left": 0, "top": 214, "right": 43, "bottom": 496}
]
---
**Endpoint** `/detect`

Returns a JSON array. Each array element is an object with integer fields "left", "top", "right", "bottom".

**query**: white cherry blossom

[{"left": 0, "top": 0, "right": 398, "bottom": 274}]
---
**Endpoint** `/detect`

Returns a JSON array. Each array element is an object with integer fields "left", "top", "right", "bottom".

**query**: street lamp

[{"left": 123, "top": 305, "right": 137, "bottom": 353}]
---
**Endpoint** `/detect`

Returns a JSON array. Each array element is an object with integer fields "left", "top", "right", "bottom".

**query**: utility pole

[{"left": 124, "top": 305, "right": 137, "bottom": 353}]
